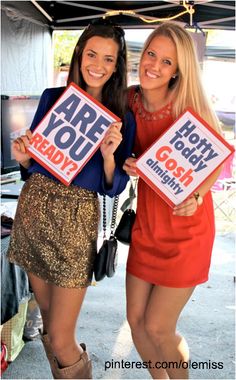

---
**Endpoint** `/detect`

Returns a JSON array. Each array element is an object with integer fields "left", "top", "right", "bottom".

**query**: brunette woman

[{"left": 7, "top": 21, "right": 135, "bottom": 379}]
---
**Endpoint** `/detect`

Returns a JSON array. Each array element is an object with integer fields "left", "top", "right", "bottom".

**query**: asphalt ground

[{"left": 2, "top": 230, "right": 235, "bottom": 380}]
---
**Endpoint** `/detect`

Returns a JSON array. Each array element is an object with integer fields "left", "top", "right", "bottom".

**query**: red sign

[
  {"left": 27, "top": 83, "right": 120, "bottom": 185},
  {"left": 136, "top": 108, "right": 234, "bottom": 207}
]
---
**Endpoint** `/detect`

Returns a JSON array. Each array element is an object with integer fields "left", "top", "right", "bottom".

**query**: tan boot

[
  {"left": 40, "top": 333, "right": 57, "bottom": 378},
  {"left": 53, "top": 343, "right": 92, "bottom": 379},
  {"left": 41, "top": 333, "right": 54, "bottom": 361}
]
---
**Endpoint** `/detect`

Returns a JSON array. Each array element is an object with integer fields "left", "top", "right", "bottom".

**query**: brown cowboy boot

[{"left": 53, "top": 343, "right": 92, "bottom": 379}]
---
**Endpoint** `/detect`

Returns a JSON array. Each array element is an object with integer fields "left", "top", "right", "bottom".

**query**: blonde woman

[{"left": 123, "top": 22, "right": 222, "bottom": 379}]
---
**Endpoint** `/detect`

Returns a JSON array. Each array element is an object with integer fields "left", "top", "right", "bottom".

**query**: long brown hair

[{"left": 67, "top": 20, "right": 127, "bottom": 119}]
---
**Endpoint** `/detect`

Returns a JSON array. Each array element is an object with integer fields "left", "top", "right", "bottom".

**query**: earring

[{"left": 172, "top": 74, "right": 177, "bottom": 79}]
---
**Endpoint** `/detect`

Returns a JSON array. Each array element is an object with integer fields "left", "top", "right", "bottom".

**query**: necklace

[{"left": 134, "top": 88, "right": 172, "bottom": 121}]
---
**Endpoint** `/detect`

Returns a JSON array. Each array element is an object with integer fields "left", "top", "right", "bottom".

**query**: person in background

[
  {"left": 7, "top": 20, "right": 135, "bottom": 379},
  {"left": 123, "top": 22, "right": 222, "bottom": 379}
]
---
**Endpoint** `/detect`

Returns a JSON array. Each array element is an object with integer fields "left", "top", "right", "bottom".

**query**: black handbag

[
  {"left": 115, "top": 179, "right": 137, "bottom": 245},
  {"left": 114, "top": 208, "right": 136, "bottom": 244},
  {"left": 94, "top": 195, "right": 119, "bottom": 281}
]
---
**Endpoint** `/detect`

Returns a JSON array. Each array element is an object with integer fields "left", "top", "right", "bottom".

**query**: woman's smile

[
  {"left": 145, "top": 70, "right": 160, "bottom": 79},
  {"left": 87, "top": 70, "right": 104, "bottom": 79}
]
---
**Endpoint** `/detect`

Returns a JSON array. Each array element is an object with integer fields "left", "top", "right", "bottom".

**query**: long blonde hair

[{"left": 141, "top": 22, "right": 221, "bottom": 133}]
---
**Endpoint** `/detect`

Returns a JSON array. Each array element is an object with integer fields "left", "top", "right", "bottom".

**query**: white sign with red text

[
  {"left": 136, "top": 108, "right": 234, "bottom": 207},
  {"left": 27, "top": 83, "right": 120, "bottom": 185}
]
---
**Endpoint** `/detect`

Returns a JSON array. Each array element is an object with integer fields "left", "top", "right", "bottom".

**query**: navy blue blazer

[{"left": 21, "top": 87, "right": 136, "bottom": 197}]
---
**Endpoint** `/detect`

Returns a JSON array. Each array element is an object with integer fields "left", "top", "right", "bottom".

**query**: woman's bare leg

[
  {"left": 28, "top": 272, "right": 87, "bottom": 367},
  {"left": 145, "top": 285, "right": 195, "bottom": 379},
  {"left": 27, "top": 272, "right": 50, "bottom": 333},
  {"left": 126, "top": 273, "right": 169, "bottom": 379},
  {"left": 47, "top": 284, "right": 87, "bottom": 367}
]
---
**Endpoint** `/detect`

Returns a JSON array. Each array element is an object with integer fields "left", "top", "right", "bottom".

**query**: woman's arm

[
  {"left": 100, "top": 111, "right": 136, "bottom": 196},
  {"left": 100, "top": 122, "right": 122, "bottom": 186},
  {"left": 173, "top": 165, "right": 223, "bottom": 216},
  {"left": 12, "top": 130, "right": 33, "bottom": 168},
  {"left": 16, "top": 87, "right": 65, "bottom": 181}
]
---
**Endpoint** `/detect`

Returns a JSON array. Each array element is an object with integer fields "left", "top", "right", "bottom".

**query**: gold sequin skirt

[{"left": 7, "top": 173, "right": 99, "bottom": 288}]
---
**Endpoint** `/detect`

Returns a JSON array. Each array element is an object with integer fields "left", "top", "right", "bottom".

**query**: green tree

[{"left": 53, "top": 31, "right": 82, "bottom": 68}]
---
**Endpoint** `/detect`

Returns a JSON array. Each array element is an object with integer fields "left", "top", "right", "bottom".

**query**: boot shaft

[{"left": 53, "top": 344, "right": 92, "bottom": 379}]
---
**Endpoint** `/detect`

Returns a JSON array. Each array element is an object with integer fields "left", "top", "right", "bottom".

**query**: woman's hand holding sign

[
  {"left": 101, "top": 122, "right": 123, "bottom": 186},
  {"left": 100, "top": 122, "right": 123, "bottom": 159},
  {"left": 12, "top": 129, "right": 32, "bottom": 168},
  {"left": 123, "top": 157, "right": 139, "bottom": 177},
  {"left": 173, "top": 196, "right": 198, "bottom": 216}
]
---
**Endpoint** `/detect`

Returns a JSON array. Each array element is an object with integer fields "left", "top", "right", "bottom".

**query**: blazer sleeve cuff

[{"left": 101, "top": 167, "right": 129, "bottom": 197}]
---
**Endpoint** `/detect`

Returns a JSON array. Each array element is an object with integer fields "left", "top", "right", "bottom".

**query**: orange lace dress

[{"left": 127, "top": 87, "right": 215, "bottom": 287}]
